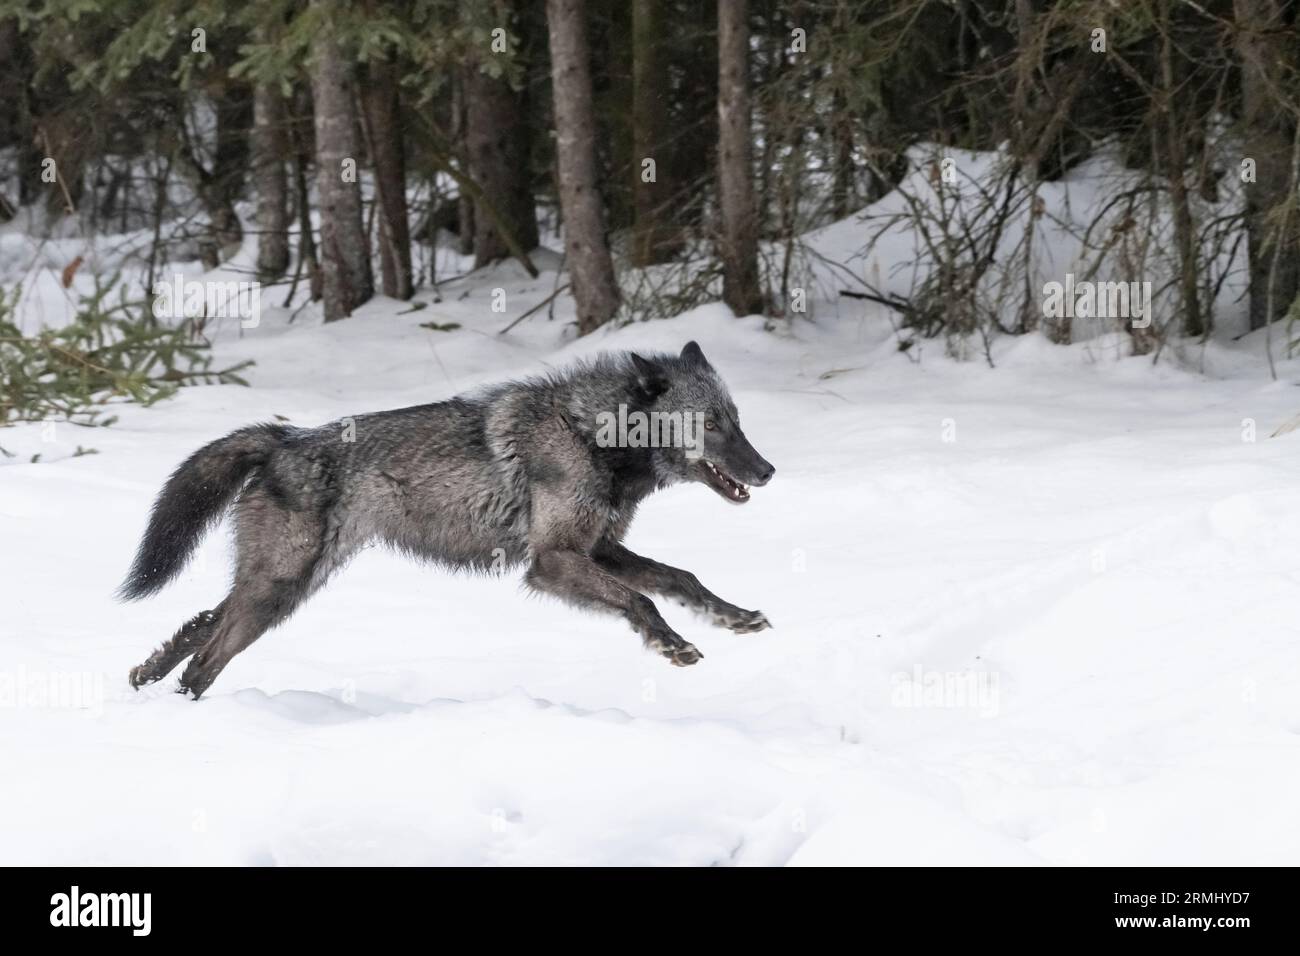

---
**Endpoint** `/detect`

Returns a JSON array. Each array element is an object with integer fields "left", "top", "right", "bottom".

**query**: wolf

[{"left": 121, "top": 342, "right": 775, "bottom": 699}]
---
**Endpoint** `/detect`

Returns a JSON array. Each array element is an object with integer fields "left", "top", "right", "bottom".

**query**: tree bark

[
  {"left": 546, "top": 0, "right": 620, "bottom": 334},
  {"left": 1157, "top": 0, "right": 1202, "bottom": 338},
  {"left": 362, "top": 57, "right": 413, "bottom": 299},
  {"left": 1234, "top": 0, "right": 1300, "bottom": 331},
  {"left": 213, "top": 81, "right": 252, "bottom": 215},
  {"left": 290, "top": 93, "right": 322, "bottom": 304},
  {"left": 668, "top": 0, "right": 717, "bottom": 235},
  {"left": 830, "top": 87, "right": 854, "bottom": 220},
  {"left": 630, "top": 0, "right": 681, "bottom": 265},
  {"left": 717, "top": 0, "right": 763, "bottom": 316},
  {"left": 310, "top": 9, "right": 373, "bottom": 321},
  {"left": 462, "top": 63, "right": 539, "bottom": 268},
  {"left": 252, "top": 81, "right": 290, "bottom": 281},
  {"left": 601, "top": 2, "right": 635, "bottom": 234},
  {"left": 0, "top": 18, "right": 41, "bottom": 209},
  {"left": 451, "top": 74, "right": 476, "bottom": 257}
]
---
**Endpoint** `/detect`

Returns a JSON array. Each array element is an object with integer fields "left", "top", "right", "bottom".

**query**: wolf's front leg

[
  {"left": 526, "top": 549, "right": 703, "bottom": 665},
  {"left": 592, "top": 542, "right": 772, "bottom": 634}
]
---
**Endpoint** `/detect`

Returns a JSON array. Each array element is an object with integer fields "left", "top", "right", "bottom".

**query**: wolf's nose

[{"left": 755, "top": 463, "right": 775, "bottom": 486}]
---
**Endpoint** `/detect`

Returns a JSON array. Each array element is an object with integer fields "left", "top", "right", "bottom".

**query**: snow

[
  {"left": 805, "top": 141, "right": 1253, "bottom": 341},
  {"left": 4, "top": 194, "right": 1300, "bottom": 865}
]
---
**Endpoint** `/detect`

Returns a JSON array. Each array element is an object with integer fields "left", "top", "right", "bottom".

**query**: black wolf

[{"left": 122, "top": 342, "right": 775, "bottom": 698}]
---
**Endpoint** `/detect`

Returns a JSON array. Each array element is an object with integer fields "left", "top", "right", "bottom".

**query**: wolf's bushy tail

[{"left": 118, "top": 423, "right": 289, "bottom": 600}]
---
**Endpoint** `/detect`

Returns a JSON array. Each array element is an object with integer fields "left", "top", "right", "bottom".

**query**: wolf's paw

[
  {"left": 129, "top": 650, "right": 171, "bottom": 686},
  {"left": 714, "top": 607, "right": 772, "bottom": 634},
  {"left": 647, "top": 633, "right": 703, "bottom": 667},
  {"left": 176, "top": 653, "right": 218, "bottom": 700},
  {"left": 666, "top": 643, "right": 703, "bottom": 666}
]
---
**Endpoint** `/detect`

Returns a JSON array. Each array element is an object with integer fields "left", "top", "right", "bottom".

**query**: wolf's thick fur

[{"left": 123, "top": 342, "right": 775, "bottom": 698}]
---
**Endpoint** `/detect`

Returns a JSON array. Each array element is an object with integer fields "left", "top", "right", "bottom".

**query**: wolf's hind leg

[
  {"left": 177, "top": 489, "right": 334, "bottom": 699},
  {"left": 176, "top": 575, "right": 314, "bottom": 699},
  {"left": 527, "top": 549, "right": 703, "bottom": 666},
  {"left": 592, "top": 542, "right": 771, "bottom": 634},
  {"left": 129, "top": 606, "right": 224, "bottom": 689}
]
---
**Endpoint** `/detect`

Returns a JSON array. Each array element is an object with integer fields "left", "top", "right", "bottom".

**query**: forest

[{"left": 1, "top": 0, "right": 1298, "bottom": 392}]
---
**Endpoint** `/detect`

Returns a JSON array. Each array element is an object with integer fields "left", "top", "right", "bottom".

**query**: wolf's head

[{"left": 631, "top": 342, "right": 775, "bottom": 504}]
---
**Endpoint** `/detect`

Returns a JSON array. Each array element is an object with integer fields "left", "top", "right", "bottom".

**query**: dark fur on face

[
  {"left": 633, "top": 341, "right": 775, "bottom": 503},
  {"left": 121, "top": 342, "right": 775, "bottom": 698}
]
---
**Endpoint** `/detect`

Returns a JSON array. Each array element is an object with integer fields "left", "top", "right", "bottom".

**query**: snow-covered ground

[{"left": 4, "top": 216, "right": 1300, "bottom": 864}]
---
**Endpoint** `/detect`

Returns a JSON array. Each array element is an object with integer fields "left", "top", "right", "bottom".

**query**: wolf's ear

[
  {"left": 630, "top": 353, "right": 670, "bottom": 399},
  {"left": 681, "top": 341, "right": 712, "bottom": 369}
]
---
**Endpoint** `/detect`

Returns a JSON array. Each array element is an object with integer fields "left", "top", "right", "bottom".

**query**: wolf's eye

[{"left": 704, "top": 420, "right": 716, "bottom": 431}]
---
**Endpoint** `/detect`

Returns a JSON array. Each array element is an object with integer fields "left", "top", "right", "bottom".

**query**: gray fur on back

[{"left": 265, "top": 350, "right": 691, "bottom": 579}]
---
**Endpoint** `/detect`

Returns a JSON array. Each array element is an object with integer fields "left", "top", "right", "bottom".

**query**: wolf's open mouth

[{"left": 700, "top": 459, "right": 750, "bottom": 503}]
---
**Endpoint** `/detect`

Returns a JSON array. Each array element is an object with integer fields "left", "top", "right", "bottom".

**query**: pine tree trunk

[
  {"left": 213, "top": 82, "right": 251, "bottom": 219},
  {"left": 546, "top": 0, "right": 620, "bottom": 334},
  {"left": 252, "top": 81, "right": 290, "bottom": 281},
  {"left": 630, "top": 0, "right": 680, "bottom": 266},
  {"left": 0, "top": 18, "right": 17, "bottom": 149},
  {"left": 363, "top": 58, "right": 413, "bottom": 299},
  {"left": 451, "top": 74, "right": 476, "bottom": 257},
  {"left": 462, "top": 64, "right": 538, "bottom": 268},
  {"left": 0, "top": 19, "right": 21, "bottom": 192},
  {"left": 0, "top": 18, "right": 39, "bottom": 211},
  {"left": 830, "top": 87, "right": 854, "bottom": 219},
  {"left": 290, "top": 87, "right": 323, "bottom": 303},
  {"left": 310, "top": 11, "right": 373, "bottom": 321},
  {"left": 1234, "top": 0, "right": 1300, "bottom": 331},
  {"left": 1157, "top": 0, "right": 1201, "bottom": 338},
  {"left": 602, "top": 2, "right": 635, "bottom": 234},
  {"left": 717, "top": 0, "right": 763, "bottom": 316},
  {"left": 669, "top": 0, "right": 717, "bottom": 234}
]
